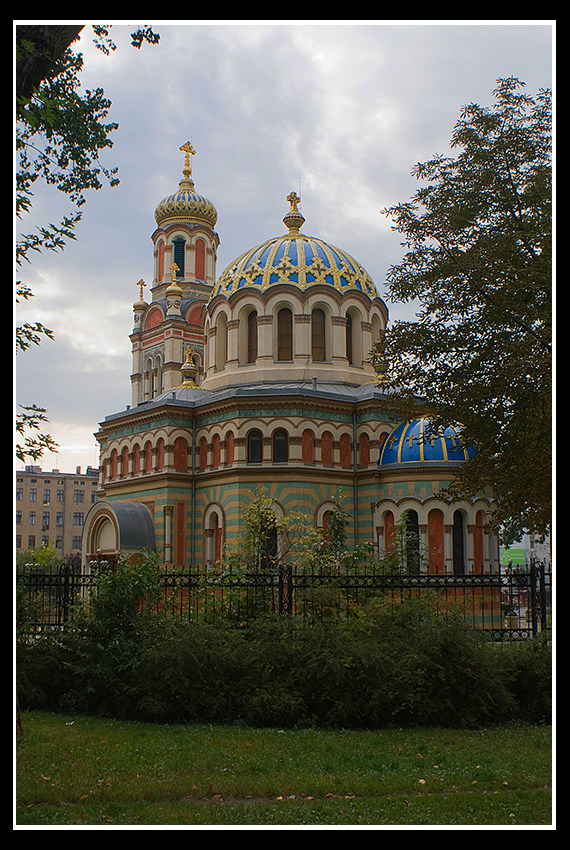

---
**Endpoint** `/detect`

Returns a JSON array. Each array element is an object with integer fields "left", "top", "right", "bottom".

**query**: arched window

[
  {"left": 133, "top": 444, "right": 141, "bottom": 475},
  {"left": 302, "top": 429, "right": 315, "bottom": 464},
  {"left": 199, "top": 436, "right": 208, "bottom": 470},
  {"left": 345, "top": 313, "right": 353, "bottom": 364},
  {"left": 173, "top": 436, "right": 188, "bottom": 471},
  {"left": 359, "top": 433, "right": 370, "bottom": 466},
  {"left": 144, "top": 441, "right": 153, "bottom": 473},
  {"left": 172, "top": 237, "right": 185, "bottom": 277},
  {"left": 452, "top": 510, "right": 466, "bottom": 574},
  {"left": 272, "top": 429, "right": 288, "bottom": 463},
  {"left": 321, "top": 431, "right": 333, "bottom": 466},
  {"left": 311, "top": 308, "right": 326, "bottom": 361},
  {"left": 195, "top": 238, "right": 205, "bottom": 280},
  {"left": 346, "top": 308, "right": 362, "bottom": 366},
  {"left": 216, "top": 313, "right": 228, "bottom": 370},
  {"left": 247, "top": 429, "right": 263, "bottom": 463},
  {"left": 405, "top": 510, "right": 420, "bottom": 574},
  {"left": 212, "top": 434, "right": 221, "bottom": 467},
  {"left": 225, "top": 431, "right": 235, "bottom": 465},
  {"left": 277, "top": 308, "right": 293, "bottom": 361},
  {"left": 121, "top": 446, "right": 129, "bottom": 477},
  {"left": 158, "top": 240, "right": 165, "bottom": 282},
  {"left": 427, "top": 508, "right": 445, "bottom": 574},
  {"left": 110, "top": 449, "right": 118, "bottom": 479},
  {"left": 156, "top": 438, "right": 165, "bottom": 471},
  {"left": 339, "top": 433, "right": 352, "bottom": 468},
  {"left": 247, "top": 310, "right": 258, "bottom": 363}
]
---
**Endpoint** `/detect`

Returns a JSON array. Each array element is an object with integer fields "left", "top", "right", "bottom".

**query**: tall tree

[
  {"left": 16, "top": 24, "right": 159, "bottom": 462},
  {"left": 375, "top": 78, "right": 551, "bottom": 544}
]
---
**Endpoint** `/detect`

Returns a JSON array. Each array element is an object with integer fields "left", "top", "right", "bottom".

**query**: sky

[{"left": 15, "top": 20, "right": 554, "bottom": 475}]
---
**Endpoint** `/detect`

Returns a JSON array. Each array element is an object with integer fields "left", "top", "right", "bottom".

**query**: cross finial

[
  {"left": 136, "top": 279, "right": 146, "bottom": 300},
  {"left": 169, "top": 262, "right": 180, "bottom": 282},
  {"left": 180, "top": 141, "right": 196, "bottom": 169},
  {"left": 287, "top": 191, "right": 301, "bottom": 212}
]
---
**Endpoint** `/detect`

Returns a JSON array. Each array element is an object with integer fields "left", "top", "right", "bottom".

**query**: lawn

[{"left": 15, "top": 711, "right": 552, "bottom": 827}]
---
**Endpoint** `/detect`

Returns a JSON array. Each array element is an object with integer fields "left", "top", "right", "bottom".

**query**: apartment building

[{"left": 16, "top": 465, "right": 98, "bottom": 557}]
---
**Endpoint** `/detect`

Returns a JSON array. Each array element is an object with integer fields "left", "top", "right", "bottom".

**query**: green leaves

[{"left": 379, "top": 78, "right": 552, "bottom": 541}]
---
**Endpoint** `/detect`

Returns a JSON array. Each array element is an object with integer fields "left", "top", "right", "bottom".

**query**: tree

[
  {"left": 375, "top": 78, "right": 551, "bottom": 544},
  {"left": 16, "top": 24, "right": 160, "bottom": 462}
]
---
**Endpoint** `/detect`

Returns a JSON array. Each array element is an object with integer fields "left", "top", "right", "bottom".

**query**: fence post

[{"left": 279, "top": 565, "right": 293, "bottom": 615}]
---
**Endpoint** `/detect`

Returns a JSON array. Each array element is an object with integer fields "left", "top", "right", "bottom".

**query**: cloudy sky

[{"left": 15, "top": 20, "right": 554, "bottom": 474}]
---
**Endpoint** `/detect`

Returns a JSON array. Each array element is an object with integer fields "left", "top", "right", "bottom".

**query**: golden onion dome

[
  {"left": 154, "top": 142, "right": 218, "bottom": 228},
  {"left": 211, "top": 192, "right": 377, "bottom": 299}
]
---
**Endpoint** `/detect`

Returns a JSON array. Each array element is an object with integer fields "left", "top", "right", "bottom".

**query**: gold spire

[{"left": 283, "top": 190, "right": 305, "bottom": 234}]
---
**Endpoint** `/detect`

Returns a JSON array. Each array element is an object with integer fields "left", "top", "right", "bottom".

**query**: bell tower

[{"left": 130, "top": 143, "right": 219, "bottom": 406}]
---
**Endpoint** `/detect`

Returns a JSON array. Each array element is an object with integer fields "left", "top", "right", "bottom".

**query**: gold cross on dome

[
  {"left": 137, "top": 279, "right": 146, "bottom": 300},
  {"left": 180, "top": 141, "right": 196, "bottom": 169},
  {"left": 169, "top": 262, "right": 180, "bottom": 281},
  {"left": 287, "top": 191, "right": 301, "bottom": 212}
]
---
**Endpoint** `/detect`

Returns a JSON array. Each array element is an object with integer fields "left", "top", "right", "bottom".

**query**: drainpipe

[
  {"left": 353, "top": 410, "right": 358, "bottom": 548},
  {"left": 191, "top": 415, "right": 196, "bottom": 569}
]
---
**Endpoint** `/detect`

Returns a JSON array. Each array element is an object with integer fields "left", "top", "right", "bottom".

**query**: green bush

[{"left": 16, "top": 559, "right": 551, "bottom": 728}]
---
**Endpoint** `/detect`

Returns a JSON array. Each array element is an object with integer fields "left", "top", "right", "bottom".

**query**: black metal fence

[{"left": 16, "top": 559, "right": 551, "bottom": 642}]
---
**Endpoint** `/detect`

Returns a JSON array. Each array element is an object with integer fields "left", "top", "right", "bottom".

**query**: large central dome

[{"left": 211, "top": 192, "right": 377, "bottom": 299}]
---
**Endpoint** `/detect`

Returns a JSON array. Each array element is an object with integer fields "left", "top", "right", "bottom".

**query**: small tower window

[{"left": 172, "top": 238, "right": 185, "bottom": 277}]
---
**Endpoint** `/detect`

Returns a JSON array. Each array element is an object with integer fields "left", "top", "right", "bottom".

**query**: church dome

[
  {"left": 154, "top": 142, "right": 218, "bottom": 228},
  {"left": 211, "top": 192, "right": 377, "bottom": 299},
  {"left": 379, "top": 418, "right": 476, "bottom": 468}
]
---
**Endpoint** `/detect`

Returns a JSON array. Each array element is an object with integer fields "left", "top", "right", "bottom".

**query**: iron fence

[{"left": 16, "top": 559, "right": 551, "bottom": 642}]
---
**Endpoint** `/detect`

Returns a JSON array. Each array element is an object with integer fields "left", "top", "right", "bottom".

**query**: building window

[
  {"left": 311, "top": 308, "right": 326, "bottom": 361},
  {"left": 74, "top": 489, "right": 84, "bottom": 503},
  {"left": 16, "top": 488, "right": 23, "bottom": 501},
  {"left": 173, "top": 237, "right": 185, "bottom": 276},
  {"left": 29, "top": 511, "right": 36, "bottom": 525},
  {"left": 345, "top": 313, "right": 353, "bottom": 364},
  {"left": 273, "top": 429, "right": 288, "bottom": 463},
  {"left": 57, "top": 490, "right": 64, "bottom": 502},
  {"left": 30, "top": 488, "right": 37, "bottom": 502},
  {"left": 73, "top": 512, "right": 84, "bottom": 526},
  {"left": 247, "top": 310, "right": 258, "bottom": 363},
  {"left": 56, "top": 512, "right": 63, "bottom": 526},
  {"left": 43, "top": 489, "right": 50, "bottom": 504},
  {"left": 277, "top": 308, "right": 293, "bottom": 361},
  {"left": 452, "top": 511, "right": 466, "bottom": 574},
  {"left": 247, "top": 429, "right": 263, "bottom": 463},
  {"left": 42, "top": 511, "right": 50, "bottom": 530},
  {"left": 195, "top": 238, "right": 206, "bottom": 280},
  {"left": 405, "top": 510, "right": 421, "bottom": 575}
]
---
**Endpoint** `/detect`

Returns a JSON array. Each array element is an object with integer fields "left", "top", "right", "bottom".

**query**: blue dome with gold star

[
  {"left": 211, "top": 192, "right": 378, "bottom": 299},
  {"left": 379, "top": 418, "right": 476, "bottom": 469}
]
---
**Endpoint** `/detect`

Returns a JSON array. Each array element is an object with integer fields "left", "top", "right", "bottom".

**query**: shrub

[{"left": 17, "top": 569, "right": 551, "bottom": 729}]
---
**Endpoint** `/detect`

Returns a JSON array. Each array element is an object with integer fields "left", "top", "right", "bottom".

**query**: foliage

[
  {"left": 376, "top": 78, "right": 552, "bottom": 544},
  {"left": 17, "top": 579, "right": 552, "bottom": 728},
  {"left": 15, "top": 24, "right": 159, "bottom": 461}
]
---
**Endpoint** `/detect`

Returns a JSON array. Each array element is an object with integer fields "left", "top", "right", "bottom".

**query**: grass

[{"left": 15, "top": 711, "right": 552, "bottom": 827}]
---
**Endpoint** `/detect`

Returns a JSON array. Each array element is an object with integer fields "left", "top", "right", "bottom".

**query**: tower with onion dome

[{"left": 130, "top": 142, "right": 219, "bottom": 406}]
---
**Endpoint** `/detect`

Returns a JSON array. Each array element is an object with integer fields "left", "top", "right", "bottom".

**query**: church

[{"left": 82, "top": 144, "right": 500, "bottom": 574}]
